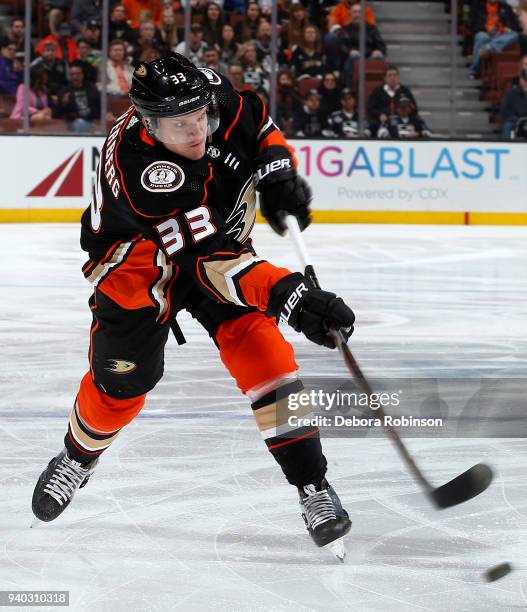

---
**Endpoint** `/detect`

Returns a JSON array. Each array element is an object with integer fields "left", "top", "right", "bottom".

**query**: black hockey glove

[
  {"left": 268, "top": 273, "right": 355, "bottom": 349},
  {"left": 254, "top": 155, "right": 312, "bottom": 236},
  {"left": 258, "top": 175, "right": 312, "bottom": 236}
]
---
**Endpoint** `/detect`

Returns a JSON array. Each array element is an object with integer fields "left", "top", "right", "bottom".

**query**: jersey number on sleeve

[{"left": 155, "top": 206, "right": 216, "bottom": 256}]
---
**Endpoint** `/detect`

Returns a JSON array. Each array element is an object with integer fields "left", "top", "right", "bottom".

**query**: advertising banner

[{"left": 1, "top": 136, "right": 526, "bottom": 223}]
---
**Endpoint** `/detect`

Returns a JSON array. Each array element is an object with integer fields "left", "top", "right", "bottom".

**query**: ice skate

[
  {"left": 31, "top": 449, "right": 98, "bottom": 523},
  {"left": 299, "top": 479, "right": 351, "bottom": 562}
]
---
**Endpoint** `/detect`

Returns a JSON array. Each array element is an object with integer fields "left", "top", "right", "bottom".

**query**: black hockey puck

[{"left": 483, "top": 562, "right": 513, "bottom": 582}]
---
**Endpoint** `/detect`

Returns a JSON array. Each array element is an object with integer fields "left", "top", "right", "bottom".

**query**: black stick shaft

[{"left": 303, "top": 264, "right": 434, "bottom": 494}]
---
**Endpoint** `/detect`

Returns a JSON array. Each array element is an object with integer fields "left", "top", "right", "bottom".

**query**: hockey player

[{"left": 32, "top": 54, "right": 354, "bottom": 555}]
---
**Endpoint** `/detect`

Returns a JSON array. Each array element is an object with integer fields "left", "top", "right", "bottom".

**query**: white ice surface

[{"left": 1, "top": 223, "right": 526, "bottom": 612}]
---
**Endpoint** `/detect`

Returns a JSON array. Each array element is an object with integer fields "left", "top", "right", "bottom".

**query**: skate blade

[
  {"left": 30, "top": 518, "right": 44, "bottom": 529},
  {"left": 326, "top": 537, "right": 346, "bottom": 562}
]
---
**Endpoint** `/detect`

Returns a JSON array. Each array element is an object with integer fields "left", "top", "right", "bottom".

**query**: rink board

[{"left": 1, "top": 136, "right": 526, "bottom": 224}]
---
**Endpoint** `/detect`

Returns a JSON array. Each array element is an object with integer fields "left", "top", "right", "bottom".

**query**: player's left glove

[
  {"left": 254, "top": 153, "right": 312, "bottom": 236},
  {"left": 268, "top": 273, "right": 355, "bottom": 349}
]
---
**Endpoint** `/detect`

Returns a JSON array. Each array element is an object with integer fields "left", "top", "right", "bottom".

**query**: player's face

[{"left": 157, "top": 107, "right": 209, "bottom": 160}]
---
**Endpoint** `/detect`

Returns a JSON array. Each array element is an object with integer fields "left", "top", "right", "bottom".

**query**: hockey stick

[{"left": 284, "top": 215, "right": 493, "bottom": 509}]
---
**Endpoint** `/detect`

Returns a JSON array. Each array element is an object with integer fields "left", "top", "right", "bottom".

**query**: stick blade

[{"left": 430, "top": 463, "right": 493, "bottom": 509}]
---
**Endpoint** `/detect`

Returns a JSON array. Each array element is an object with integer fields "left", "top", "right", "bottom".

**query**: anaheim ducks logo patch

[
  {"left": 141, "top": 161, "right": 185, "bottom": 193},
  {"left": 135, "top": 64, "right": 147, "bottom": 77},
  {"left": 105, "top": 359, "right": 137, "bottom": 374}
]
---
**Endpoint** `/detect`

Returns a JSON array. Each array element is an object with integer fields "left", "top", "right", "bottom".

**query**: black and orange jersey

[{"left": 80, "top": 68, "right": 297, "bottom": 317}]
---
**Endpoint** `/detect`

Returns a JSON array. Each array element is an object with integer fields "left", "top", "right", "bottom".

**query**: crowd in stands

[
  {"left": 465, "top": 0, "right": 527, "bottom": 139},
  {"left": 0, "top": 0, "right": 525, "bottom": 139},
  {"left": 0, "top": 0, "right": 432, "bottom": 137}
]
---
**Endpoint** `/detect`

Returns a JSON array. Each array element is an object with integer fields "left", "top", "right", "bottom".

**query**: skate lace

[
  {"left": 303, "top": 489, "right": 337, "bottom": 530},
  {"left": 43, "top": 456, "right": 90, "bottom": 506}
]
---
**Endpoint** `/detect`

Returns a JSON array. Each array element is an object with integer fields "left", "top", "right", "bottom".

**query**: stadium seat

[
  {"left": 108, "top": 98, "right": 132, "bottom": 117},
  {"left": 298, "top": 77, "right": 321, "bottom": 98},
  {"left": 0, "top": 95, "right": 15, "bottom": 118},
  {"left": 0, "top": 118, "right": 22, "bottom": 133},
  {"left": 29, "top": 119, "right": 68, "bottom": 134}
]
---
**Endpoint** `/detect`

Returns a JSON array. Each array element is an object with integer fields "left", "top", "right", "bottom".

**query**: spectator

[
  {"left": 328, "top": 0, "right": 376, "bottom": 30},
  {"left": 227, "top": 61, "right": 245, "bottom": 90},
  {"left": 10, "top": 65, "right": 52, "bottom": 123},
  {"left": 518, "top": 3, "right": 527, "bottom": 55},
  {"left": 234, "top": 2, "right": 262, "bottom": 42},
  {"left": 99, "top": 40, "right": 134, "bottom": 97},
  {"left": 340, "top": 2, "right": 386, "bottom": 83},
  {"left": 159, "top": 7, "right": 179, "bottom": 51},
  {"left": 468, "top": 0, "right": 520, "bottom": 78},
  {"left": 276, "top": 68, "right": 302, "bottom": 136},
  {"left": 293, "top": 88, "right": 325, "bottom": 137},
  {"left": 30, "top": 41, "right": 68, "bottom": 102},
  {"left": 327, "top": 88, "right": 361, "bottom": 138},
  {"left": 58, "top": 61, "right": 100, "bottom": 133},
  {"left": 325, "top": 1, "right": 376, "bottom": 73},
  {"left": 109, "top": 3, "right": 134, "bottom": 43},
  {"left": 281, "top": 2, "right": 309, "bottom": 51},
  {"left": 36, "top": 23, "right": 78, "bottom": 63},
  {"left": 6, "top": 17, "right": 29, "bottom": 57},
  {"left": 131, "top": 20, "right": 166, "bottom": 65},
  {"left": 236, "top": 41, "right": 269, "bottom": 91},
  {"left": 254, "top": 19, "right": 273, "bottom": 74},
  {"left": 292, "top": 25, "right": 326, "bottom": 80},
  {"left": 122, "top": 0, "right": 162, "bottom": 29},
  {"left": 43, "top": 0, "right": 69, "bottom": 37},
  {"left": 189, "top": 0, "right": 224, "bottom": 8},
  {"left": 219, "top": 24, "right": 239, "bottom": 64},
  {"left": 377, "top": 95, "right": 429, "bottom": 139},
  {"left": 0, "top": 39, "right": 22, "bottom": 95},
  {"left": 506, "top": 55, "right": 527, "bottom": 88},
  {"left": 175, "top": 24, "right": 208, "bottom": 67},
  {"left": 76, "top": 38, "right": 98, "bottom": 84},
  {"left": 80, "top": 20, "right": 103, "bottom": 54},
  {"left": 202, "top": 46, "right": 228, "bottom": 75},
  {"left": 202, "top": 2, "right": 225, "bottom": 47},
  {"left": 367, "top": 65, "right": 418, "bottom": 136},
  {"left": 71, "top": 0, "right": 102, "bottom": 36},
  {"left": 319, "top": 71, "right": 341, "bottom": 116},
  {"left": 500, "top": 67, "right": 527, "bottom": 138}
]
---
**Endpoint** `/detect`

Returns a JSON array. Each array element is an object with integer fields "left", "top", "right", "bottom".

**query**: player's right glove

[{"left": 268, "top": 273, "right": 355, "bottom": 349}]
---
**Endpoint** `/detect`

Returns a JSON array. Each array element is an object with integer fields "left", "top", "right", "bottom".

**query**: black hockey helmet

[{"left": 130, "top": 52, "right": 219, "bottom": 143}]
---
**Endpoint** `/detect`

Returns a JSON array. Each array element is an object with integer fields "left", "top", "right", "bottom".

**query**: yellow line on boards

[
  {"left": 0, "top": 209, "right": 84, "bottom": 223},
  {"left": 1, "top": 209, "right": 527, "bottom": 225}
]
